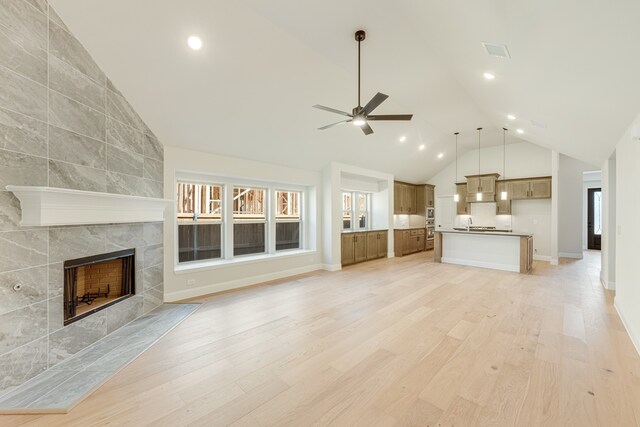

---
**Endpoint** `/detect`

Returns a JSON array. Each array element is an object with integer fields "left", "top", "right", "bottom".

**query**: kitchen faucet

[{"left": 467, "top": 217, "right": 473, "bottom": 232}]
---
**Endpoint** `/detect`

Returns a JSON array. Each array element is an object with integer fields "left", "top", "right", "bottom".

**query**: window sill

[{"left": 174, "top": 249, "right": 317, "bottom": 274}]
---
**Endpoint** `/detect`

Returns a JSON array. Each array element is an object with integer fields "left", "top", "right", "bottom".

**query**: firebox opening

[{"left": 64, "top": 249, "right": 136, "bottom": 325}]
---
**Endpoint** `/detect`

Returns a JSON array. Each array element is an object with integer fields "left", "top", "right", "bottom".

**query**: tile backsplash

[{"left": 455, "top": 202, "right": 512, "bottom": 229}]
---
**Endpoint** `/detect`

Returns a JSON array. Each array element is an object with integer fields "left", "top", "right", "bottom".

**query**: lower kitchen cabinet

[
  {"left": 341, "top": 230, "right": 388, "bottom": 266},
  {"left": 394, "top": 228, "right": 431, "bottom": 256}
]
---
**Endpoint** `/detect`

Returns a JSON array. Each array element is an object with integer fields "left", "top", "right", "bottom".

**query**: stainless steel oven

[{"left": 426, "top": 226, "right": 435, "bottom": 240}]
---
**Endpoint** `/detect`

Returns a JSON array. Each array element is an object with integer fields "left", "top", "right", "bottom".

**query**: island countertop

[{"left": 436, "top": 229, "right": 533, "bottom": 238}]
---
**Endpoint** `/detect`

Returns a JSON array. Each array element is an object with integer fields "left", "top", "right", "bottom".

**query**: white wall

[
  {"left": 601, "top": 154, "right": 616, "bottom": 290},
  {"left": 582, "top": 171, "right": 602, "bottom": 250},
  {"left": 163, "top": 146, "right": 324, "bottom": 302},
  {"left": 557, "top": 155, "right": 597, "bottom": 258},
  {"left": 613, "top": 114, "right": 640, "bottom": 355}
]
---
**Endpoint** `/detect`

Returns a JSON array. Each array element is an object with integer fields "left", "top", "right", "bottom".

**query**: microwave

[{"left": 426, "top": 207, "right": 435, "bottom": 220}]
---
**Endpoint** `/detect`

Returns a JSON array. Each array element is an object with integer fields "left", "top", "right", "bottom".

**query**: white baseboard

[
  {"left": 533, "top": 255, "right": 551, "bottom": 262},
  {"left": 550, "top": 258, "right": 559, "bottom": 266},
  {"left": 615, "top": 299, "right": 640, "bottom": 357},
  {"left": 322, "top": 263, "right": 342, "bottom": 272},
  {"left": 559, "top": 252, "right": 583, "bottom": 259},
  {"left": 165, "top": 264, "right": 324, "bottom": 302}
]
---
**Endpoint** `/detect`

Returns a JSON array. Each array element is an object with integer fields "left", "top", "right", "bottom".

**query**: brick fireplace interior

[{"left": 64, "top": 249, "right": 136, "bottom": 325}]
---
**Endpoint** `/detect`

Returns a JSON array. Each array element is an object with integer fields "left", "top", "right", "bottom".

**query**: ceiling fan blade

[
  {"left": 362, "top": 92, "right": 389, "bottom": 115},
  {"left": 367, "top": 114, "right": 413, "bottom": 121},
  {"left": 318, "top": 120, "right": 351, "bottom": 130},
  {"left": 312, "top": 104, "right": 352, "bottom": 117},
  {"left": 361, "top": 122, "right": 374, "bottom": 135}
]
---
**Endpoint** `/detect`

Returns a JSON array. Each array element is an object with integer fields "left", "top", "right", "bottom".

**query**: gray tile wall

[{"left": 0, "top": 0, "right": 164, "bottom": 395}]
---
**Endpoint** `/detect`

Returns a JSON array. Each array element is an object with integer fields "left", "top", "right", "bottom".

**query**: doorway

[{"left": 587, "top": 187, "right": 602, "bottom": 250}]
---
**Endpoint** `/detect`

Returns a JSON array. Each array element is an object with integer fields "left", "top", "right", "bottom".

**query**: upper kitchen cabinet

[
  {"left": 465, "top": 174, "right": 499, "bottom": 202},
  {"left": 425, "top": 184, "right": 435, "bottom": 208},
  {"left": 508, "top": 177, "right": 552, "bottom": 200},
  {"left": 394, "top": 181, "right": 417, "bottom": 214},
  {"left": 495, "top": 181, "right": 511, "bottom": 215},
  {"left": 456, "top": 183, "right": 469, "bottom": 214}
]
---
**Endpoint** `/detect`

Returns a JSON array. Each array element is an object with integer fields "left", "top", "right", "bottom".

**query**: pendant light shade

[
  {"left": 501, "top": 127, "right": 508, "bottom": 200},
  {"left": 476, "top": 128, "right": 482, "bottom": 201},
  {"left": 453, "top": 132, "right": 460, "bottom": 202}
]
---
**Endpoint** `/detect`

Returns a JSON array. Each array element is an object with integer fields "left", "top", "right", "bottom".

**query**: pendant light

[
  {"left": 501, "top": 127, "right": 508, "bottom": 200},
  {"left": 476, "top": 127, "right": 482, "bottom": 201},
  {"left": 453, "top": 132, "right": 460, "bottom": 202}
]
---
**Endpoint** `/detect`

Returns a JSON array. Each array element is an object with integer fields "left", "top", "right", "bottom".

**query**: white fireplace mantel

[{"left": 6, "top": 186, "right": 172, "bottom": 226}]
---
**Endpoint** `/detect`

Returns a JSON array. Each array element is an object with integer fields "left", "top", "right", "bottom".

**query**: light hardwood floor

[{"left": 4, "top": 251, "right": 640, "bottom": 426}]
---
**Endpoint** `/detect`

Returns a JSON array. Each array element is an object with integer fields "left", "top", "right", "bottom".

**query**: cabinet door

[
  {"left": 466, "top": 177, "right": 480, "bottom": 195},
  {"left": 377, "top": 231, "right": 388, "bottom": 258},
  {"left": 402, "top": 231, "right": 411, "bottom": 254},
  {"left": 530, "top": 179, "right": 551, "bottom": 199},
  {"left": 480, "top": 176, "right": 496, "bottom": 194},
  {"left": 366, "top": 232, "right": 378, "bottom": 260},
  {"left": 405, "top": 185, "right": 417, "bottom": 214},
  {"left": 456, "top": 184, "right": 468, "bottom": 215},
  {"left": 426, "top": 186, "right": 435, "bottom": 207},
  {"left": 509, "top": 180, "right": 531, "bottom": 200},
  {"left": 416, "top": 235, "right": 425, "bottom": 252},
  {"left": 354, "top": 233, "right": 367, "bottom": 263},
  {"left": 425, "top": 239, "right": 434, "bottom": 250},
  {"left": 416, "top": 185, "right": 426, "bottom": 216},
  {"left": 393, "top": 182, "right": 402, "bottom": 214},
  {"left": 341, "top": 233, "right": 355, "bottom": 265}
]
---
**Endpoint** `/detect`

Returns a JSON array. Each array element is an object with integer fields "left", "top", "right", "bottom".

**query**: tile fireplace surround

[{"left": 0, "top": 0, "right": 166, "bottom": 396}]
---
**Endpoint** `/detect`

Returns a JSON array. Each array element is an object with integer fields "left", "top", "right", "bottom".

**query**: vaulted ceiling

[{"left": 51, "top": 0, "right": 640, "bottom": 182}]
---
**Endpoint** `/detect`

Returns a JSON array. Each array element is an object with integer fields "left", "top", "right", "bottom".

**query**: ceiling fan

[{"left": 313, "top": 30, "right": 413, "bottom": 135}]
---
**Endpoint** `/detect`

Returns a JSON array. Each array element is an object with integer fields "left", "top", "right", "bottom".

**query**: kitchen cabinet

[
  {"left": 394, "top": 182, "right": 417, "bottom": 214},
  {"left": 342, "top": 230, "right": 388, "bottom": 266},
  {"left": 425, "top": 185, "right": 435, "bottom": 207},
  {"left": 465, "top": 174, "right": 500, "bottom": 202},
  {"left": 495, "top": 181, "right": 511, "bottom": 215},
  {"left": 354, "top": 232, "right": 367, "bottom": 263},
  {"left": 508, "top": 177, "right": 552, "bottom": 200},
  {"left": 341, "top": 233, "right": 355, "bottom": 265},
  {"left": 394, "top": 228, "right": 428, "bottom": 256},
  {"left": 456, "top": 184, "right": 469, "bottom": 215},
  {"left": 416, "top": 185, "right": 425, "bottom": 216}
]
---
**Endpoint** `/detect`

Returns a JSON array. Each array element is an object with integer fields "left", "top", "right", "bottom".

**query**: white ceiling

[{"left": 50, "top": 0, "right": 640, "bottom": 182}]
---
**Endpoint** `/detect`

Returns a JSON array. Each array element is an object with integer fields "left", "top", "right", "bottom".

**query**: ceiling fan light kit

[{"left": 313, "top": 30, "right": 413, "bottom": 135}]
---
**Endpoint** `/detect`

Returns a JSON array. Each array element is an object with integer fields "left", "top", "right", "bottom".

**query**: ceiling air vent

[{"left": 481, "top": 42, "right": 510, "bottom": 59}]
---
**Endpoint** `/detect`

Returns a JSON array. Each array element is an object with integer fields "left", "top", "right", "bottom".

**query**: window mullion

[{"left": 268, "top": 189, "right": 276, "bottom": 254}]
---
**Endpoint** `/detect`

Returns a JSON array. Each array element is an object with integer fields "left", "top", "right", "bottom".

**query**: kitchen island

[{"left": 434, "top": 230, "right": 533, "bottom": 273}]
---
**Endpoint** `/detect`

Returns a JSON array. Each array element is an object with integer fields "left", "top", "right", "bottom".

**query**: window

[
  {"left": 342, "top": 191, "right": 371, "bottom": 231},
  {"left": 358, "top": 193, "right": 370, "bottom": 229},
  {"left": 177, "top": 183, "right": 223, "bottom": 262},
  {"left": 275, "top": 191, "right": 301, "bottom": 251},
  {"left": 342, "top": 192, "right": 352, "bottom": 230},
  {"left": 594, "top": 190, "right": 602, "bottom": 235},
  {"left": 233, "top": 187, "right": 266, "bottom": 256}
]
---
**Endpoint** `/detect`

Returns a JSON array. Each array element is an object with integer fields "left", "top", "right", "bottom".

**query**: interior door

[
  {"left": 587, "top": 187, "right": 602, "bottom": 250},
  {"left": 436, "top": 196, "right": 455, "bottom": 230}
]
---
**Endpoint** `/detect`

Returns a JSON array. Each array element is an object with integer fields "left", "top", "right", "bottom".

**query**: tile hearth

[{"left": 0, "top": 303, "right": 199, "bottom": 414}]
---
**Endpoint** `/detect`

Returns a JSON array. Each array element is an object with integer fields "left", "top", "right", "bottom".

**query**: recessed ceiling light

[
  {"left": 399, "top": 135, "right": 407, "bottom": 142},
  {"left": 437, "top": 153, "right": 444, "bottom": 159},
  {"left": 516, "top": 128, "right": 524, "bottom": 134},
  {"left": 507, "top": 114, "right": 516, "bottom": 120},
  {"left": 419, "top": 144, "right": 426, "bottom": 151},
  {"left": 187, "top": 35, "right": 202, "bottom": 50},
  {"left": 483, "top": 72, "right": 496, "bottom": 80}
]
